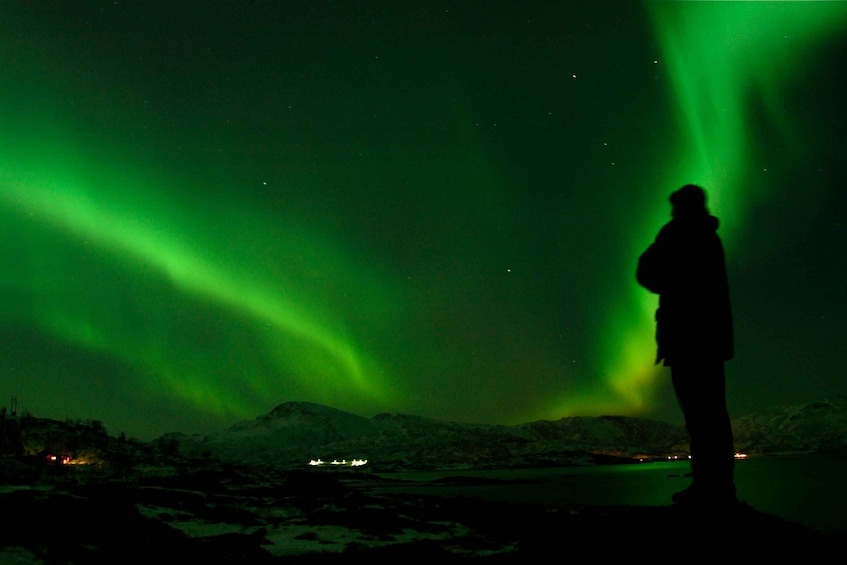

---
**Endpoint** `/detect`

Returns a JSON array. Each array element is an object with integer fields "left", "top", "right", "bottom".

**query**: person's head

[{"left": 670, "top": 184, "right": 708, "bottom": 219}]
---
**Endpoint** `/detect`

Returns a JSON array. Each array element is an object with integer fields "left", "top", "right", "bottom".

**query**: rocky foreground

[
  {"left": 0, "top": 468, "right": 842, "bottom": 563},
  {"left": 4, "top": 399, "right": 847, "bottom": 562}
]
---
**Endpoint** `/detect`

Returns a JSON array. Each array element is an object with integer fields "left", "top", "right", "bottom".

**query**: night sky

[{"left": 2, "top": 1, "right": 846, "bottom": 440}]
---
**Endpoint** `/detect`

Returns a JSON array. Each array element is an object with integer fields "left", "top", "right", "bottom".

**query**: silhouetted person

[{"left": 637, "top": 184, "right": 736, "bottom": 505}]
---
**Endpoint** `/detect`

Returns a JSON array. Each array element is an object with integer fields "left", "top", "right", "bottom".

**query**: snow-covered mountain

[
  {"left": 160, "top": 396, "right": 847, "bottom": 471},
  {"left": 731, "top": 396, "right": 847, "bottom": 454}
]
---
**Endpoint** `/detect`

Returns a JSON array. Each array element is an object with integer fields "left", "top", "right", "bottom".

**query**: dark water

[{"left": 375, "top": 453, "right": 847, "bottom": 533}]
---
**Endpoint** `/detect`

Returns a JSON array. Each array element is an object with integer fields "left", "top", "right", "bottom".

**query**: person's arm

[
  {"left": 636, "top": 242, "right": 664, "bottom": 294},
  {"left": 636, "top": 224, "right": 673, "bottom": 294}
]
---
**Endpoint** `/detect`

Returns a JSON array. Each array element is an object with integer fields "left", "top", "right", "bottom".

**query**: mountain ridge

[
  {"left": 162, "top": 395, "right": 847, "bottom": 471},
  {"left": 5, "top": 396, "right": 845, "bottom": 473}
]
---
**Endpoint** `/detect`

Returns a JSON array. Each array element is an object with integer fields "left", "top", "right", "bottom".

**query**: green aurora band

[
  {"left": 575, "top": 1, "right": 847, "bottom": 418},
  {"left": 1, "top": 2, "right": 845, "bottom": 437},
  {"left": 0, "top": 156, "right": 395, "bottom": 420}
]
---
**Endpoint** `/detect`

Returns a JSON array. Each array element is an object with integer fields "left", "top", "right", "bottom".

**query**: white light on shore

[{"left": 308, "top": 458, "right": 368, "bottom": 467}]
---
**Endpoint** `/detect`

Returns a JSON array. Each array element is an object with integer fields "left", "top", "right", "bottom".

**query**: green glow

[
  {"left": 2, "top": 4, "right": 844, "bottom": 438},
  {"left": 647, "top": 0, "right": 847, "bottom": 229},
  {"left": 0, "top": 146, "right": 393, "bottom": 421},
  {"left": 586, "top": 1, "right": 847, "bottom": 417}
]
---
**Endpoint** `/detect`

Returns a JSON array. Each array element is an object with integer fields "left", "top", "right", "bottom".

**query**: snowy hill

[
  {"left": 7, "top": 397, "right": 846, "bottom": 473},
  {"left": 162, "top": 396, "right": 847, "bottom": 471},
  {"left": 213, "top": 401, "right": 380, "bottom": 448},
  {"left": 732, "top": 396, "right": 847, "bottom": 454}
]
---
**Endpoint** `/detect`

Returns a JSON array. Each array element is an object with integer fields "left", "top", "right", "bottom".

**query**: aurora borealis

[{"left": 2, "top": 1, "right": 846, "bottom": 440}]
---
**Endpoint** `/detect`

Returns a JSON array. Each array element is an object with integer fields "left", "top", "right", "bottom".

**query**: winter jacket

[{"left": 637, "top": 214, "right": 734, "bottom": 366}]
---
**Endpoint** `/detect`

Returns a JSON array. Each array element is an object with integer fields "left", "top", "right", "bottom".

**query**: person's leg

[
  {"left": 671, "top": 361, "right": 735, "bottom": 502},
  {"left": 697, "top": 362, "right": 735, "bottom": 494},
  {"left": 670, "top": 363, "right": 698, "bottom": 480}
]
